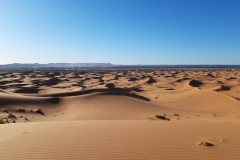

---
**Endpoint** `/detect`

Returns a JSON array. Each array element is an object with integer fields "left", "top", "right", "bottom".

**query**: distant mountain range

[
  {"left": 0, "top": 63, "right": 114, "bottom": 67},
  {"left": 0, "top": 63, "right": 240, "bottom": 68}
]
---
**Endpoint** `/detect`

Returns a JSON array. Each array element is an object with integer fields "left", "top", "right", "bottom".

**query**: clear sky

[{"left": 0, "top": 0, "right": 239, "bottom": 65}]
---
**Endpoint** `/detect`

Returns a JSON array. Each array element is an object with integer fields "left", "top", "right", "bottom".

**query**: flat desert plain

[{"left": 1, "top": 69, "right": 240, "bottom": 160}]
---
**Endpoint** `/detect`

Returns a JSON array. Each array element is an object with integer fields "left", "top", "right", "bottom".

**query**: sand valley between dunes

[{"left": 1, "top": 69, "right": 240, "bottom": 160}]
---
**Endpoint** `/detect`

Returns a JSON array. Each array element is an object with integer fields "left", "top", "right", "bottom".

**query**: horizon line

[{"left": 1, "top": 63, "right": 240, "bottom": 66}]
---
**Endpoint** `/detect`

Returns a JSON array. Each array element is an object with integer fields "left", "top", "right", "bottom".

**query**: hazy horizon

[
  {"left": 2, "top": 62, "right": 240, "bottom": 66},
  {"left": 0, "top": 0, "right": 239, "bottom": 65}
]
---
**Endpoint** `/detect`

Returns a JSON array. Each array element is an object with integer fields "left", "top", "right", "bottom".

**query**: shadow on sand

[{"left": 37, "top": 88, "right": 150, "bottom": 101}]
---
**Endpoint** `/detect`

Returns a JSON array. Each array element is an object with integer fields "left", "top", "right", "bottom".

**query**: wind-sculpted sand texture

[{"left": 1, "top": 69, "right": 240, "bottom": 159}]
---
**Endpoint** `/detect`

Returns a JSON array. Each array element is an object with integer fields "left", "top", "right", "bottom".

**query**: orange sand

[{"left": 1, "top": 70, "right": 240, "bottom": 159}]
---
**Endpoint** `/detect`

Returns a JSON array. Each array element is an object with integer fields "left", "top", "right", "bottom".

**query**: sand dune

[{"left": 1, "top": 69, "right": 240, "bottom": 159}]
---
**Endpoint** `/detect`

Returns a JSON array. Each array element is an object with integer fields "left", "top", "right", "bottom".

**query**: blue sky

[{"left": 0, "top": 0, "right": 239, "bottom": 65}]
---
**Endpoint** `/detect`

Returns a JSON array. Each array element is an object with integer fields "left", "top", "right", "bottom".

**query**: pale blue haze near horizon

[{"left": 0, "top": 0, "right": 239, "bottom": 65}]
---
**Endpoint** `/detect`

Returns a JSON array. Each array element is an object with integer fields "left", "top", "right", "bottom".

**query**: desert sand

[{"left": 1, "top": 69, "right": 240, "bottom": 159}]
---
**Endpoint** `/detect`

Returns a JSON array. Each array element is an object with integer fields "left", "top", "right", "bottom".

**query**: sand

[{"left": 0, "top": 69, "right": 240, "bottom": 159}]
